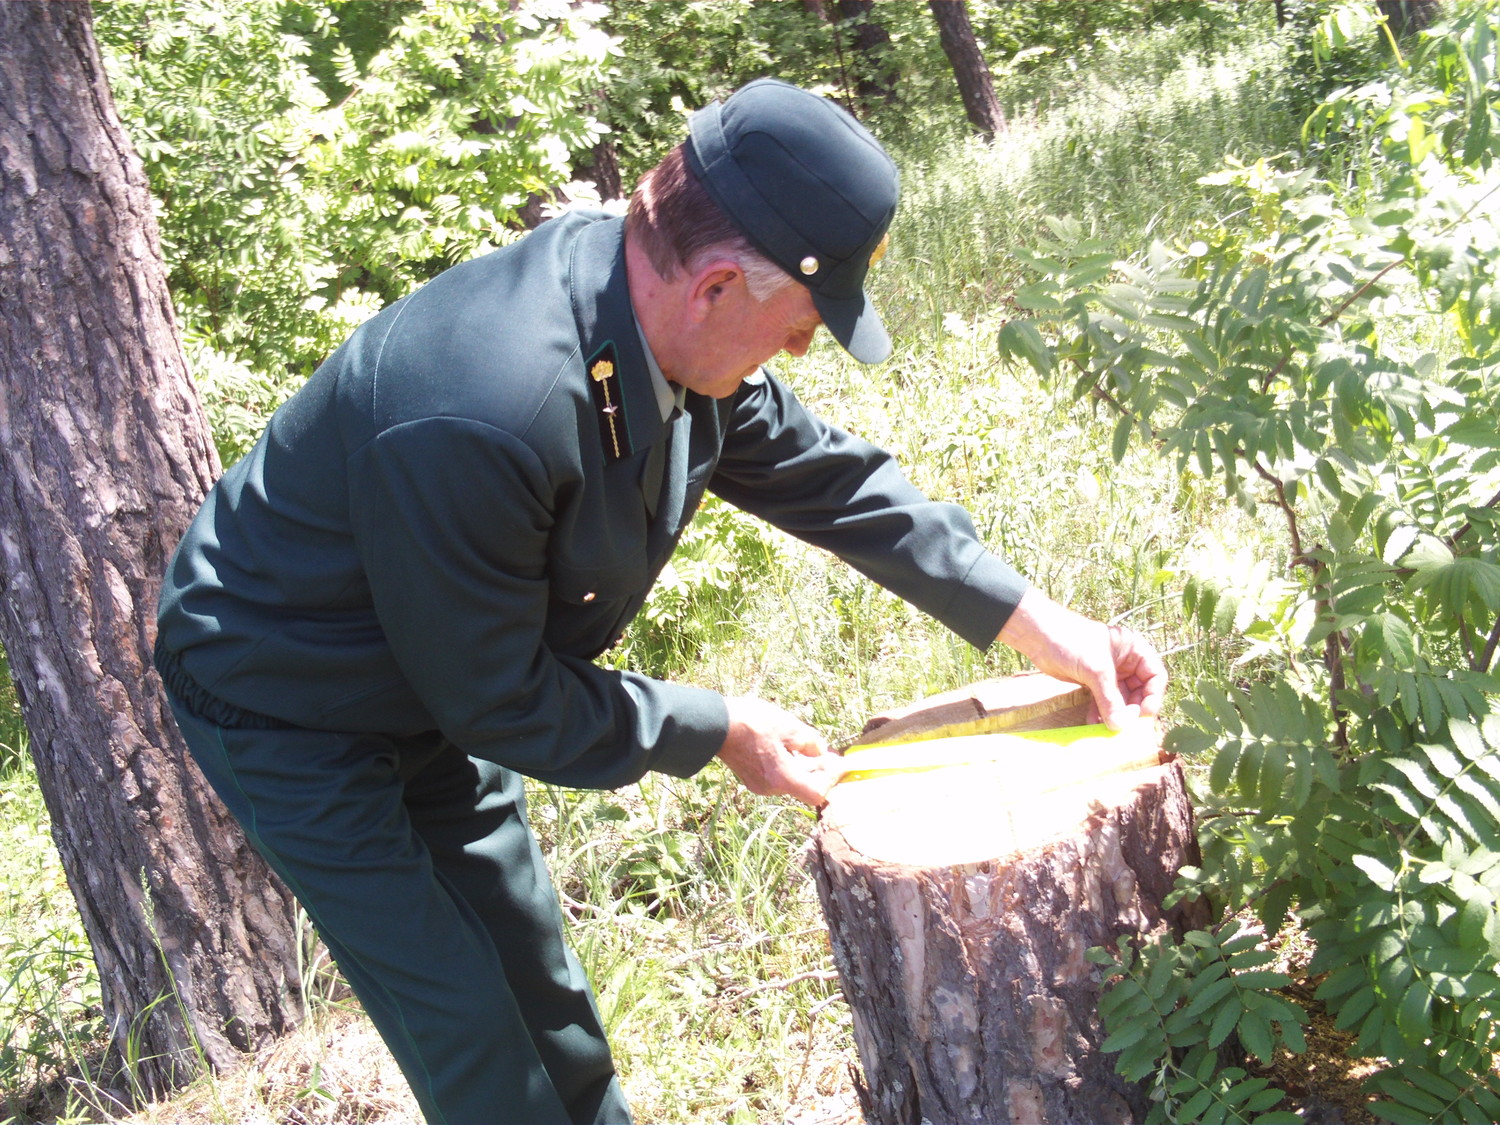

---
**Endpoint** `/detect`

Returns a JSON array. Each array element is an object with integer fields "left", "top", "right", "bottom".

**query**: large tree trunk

[
  {"left": 811, "top": 675, "right": 1209, "bottom": 1124},
  {"left": 928, "top": 0, "right": 1006, "bottom": 140},
  {"left": 0, "top": 0, "right": 302, "bottom": 1096},
  {"left": 575, "top": 133, "right": 623, "bottom": 202},
  {"left": 573, "top": 83, "right": 624, "bottom": 204}
]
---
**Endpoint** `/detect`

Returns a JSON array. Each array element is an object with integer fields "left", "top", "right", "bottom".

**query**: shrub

[{"left": 998, "top": 4, "right": 1500, "bottom": 1119}]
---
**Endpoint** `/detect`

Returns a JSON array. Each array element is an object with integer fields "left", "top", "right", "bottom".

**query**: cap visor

[{"left": 813, "top": 290, "right": 891, "bottom": 365}]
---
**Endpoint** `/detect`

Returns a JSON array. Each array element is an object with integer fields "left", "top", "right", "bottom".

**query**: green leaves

[
  {"left": 1373, "top": 719, "right": 1500, "bottom": 850},
  {"left": 1092, "top": 923, "right": 1304, "bottom": 1124},
  {"left": 1369, "top": 1063, "right": 1500, "bottom": 1125},
  {"left": 1295, "top": 723, "right": 1500, "bottom": 1098},
  {"left": 1409, "top": 555, "right": 1500, "bottom": 623},
  {"left": 996, "top": 320, "right": 1056, "bottom": 380},
  {"left": 1003, "top": 9, "right": 1500, "bottom": 1120},
  {"left": 95, "top": 0, "right": 612, "bottom": 455}
]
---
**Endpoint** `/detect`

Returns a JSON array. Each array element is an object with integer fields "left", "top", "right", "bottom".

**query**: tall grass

[
  {"left": 1, "top": 724, "right": 108, "bottom": 1124},
  {"left": 1, "top": 18, "right": 1304, "bottom": 1123}
]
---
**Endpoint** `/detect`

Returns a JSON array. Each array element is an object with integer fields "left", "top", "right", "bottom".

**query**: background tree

[
  {"left": 573, "top": 86, "right": 626, "bottom": 203},
  {"left": 93, "top": 0, "right": 613, "bottom": 464},
  {"left": 929, "top": 0, "right": 1005, "bottom": 139},
  {"left": 831, "top": 0, "right": 899, "bottom": 112},
  {"left": 0, "top": 0, "right": 302, "bottom": 1097},
  {"left": 1376, "top": 0, "right": 1443, "bottom": 37}
]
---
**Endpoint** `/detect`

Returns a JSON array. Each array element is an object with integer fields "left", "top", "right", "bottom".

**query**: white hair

[{"left": 686, "top": 238, "right": 797, "bottom": 303}]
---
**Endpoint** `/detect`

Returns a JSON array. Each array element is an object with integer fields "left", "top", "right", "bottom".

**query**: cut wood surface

[{"left": 810, "top": 674, "right": 1208, "bottom": 1125}]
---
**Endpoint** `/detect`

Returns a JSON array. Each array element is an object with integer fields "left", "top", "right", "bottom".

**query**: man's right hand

[
  {"left": 716, "top": 695, "right": 840, "bottom": 807},
  {"left": 997, "top": 588, "right": 1168, "bottom": 730}
]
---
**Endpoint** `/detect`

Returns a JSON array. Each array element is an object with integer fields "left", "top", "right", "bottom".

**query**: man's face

[{"left": 669, "top": 278, "right": 822, "bottom": 399}]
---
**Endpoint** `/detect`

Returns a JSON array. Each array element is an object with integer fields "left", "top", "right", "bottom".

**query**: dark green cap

[{"left": 685, "top": 79, "right": 899, "bottom": 364}]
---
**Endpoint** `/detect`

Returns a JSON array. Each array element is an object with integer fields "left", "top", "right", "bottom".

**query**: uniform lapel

[
  {"left": 641, "top": 426, "right": 666, "bottom": 519},
  {"left": 568, "top": 216, "right": 673, "bottom": 520}
]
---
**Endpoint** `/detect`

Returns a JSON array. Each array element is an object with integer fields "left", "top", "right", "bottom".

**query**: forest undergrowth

[{"left": 1, "top": 8, "right": 1409, "bottom": 1123}]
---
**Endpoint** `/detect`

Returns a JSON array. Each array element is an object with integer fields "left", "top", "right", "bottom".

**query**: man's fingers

[
  {"left": 741, "top": 749, "right": 835, "bottom": 806},
  {"left": 718, "top": 695, "right": 835, "bottom": 806},
  {"left": 1090, "top": 642, "right": 1133, "bottom": 730},
  {"left": 1113, "top": 625, "right": 1168, "bottom": 720},
  {"left": 790, "top": 730, "right": 830, "bottom": 757},
  {"left": 785, "top": 763, "right": 838, "bottom": 806},
  {"left": 1076, "top": 625, "right": 1166, "bottom": 730},
  {"left": 1137, "top": 674, "right": 1167, "bottom": 719}
]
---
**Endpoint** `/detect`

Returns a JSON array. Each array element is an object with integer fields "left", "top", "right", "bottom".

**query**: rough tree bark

[
  {"left": 811, "top": 675, "right": 1209, "bottom": 1124},
  {"left": 928, "top": 0, "right": 1006, "bottom": 140},
  {"left": 0, "top": 0, "right": 302, "bottom": 1096}
]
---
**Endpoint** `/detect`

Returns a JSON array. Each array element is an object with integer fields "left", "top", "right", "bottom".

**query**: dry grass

[
  {"left": 119, "top": 1005, "right": 418, "bottom": 1125},
  {"left": 107, "top": 983, "right": 867, "bottom": 1125}
]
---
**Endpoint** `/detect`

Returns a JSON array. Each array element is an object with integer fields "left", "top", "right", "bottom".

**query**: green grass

[
  {"left": 0, "top": 18, "right": 1308, "bottom": 1124},
  {"left": 1, "top": 745, "right": 108, "bottom": 1124},
  {"left": 530, "top": 776, "right": 844, "bottom": 1123}
]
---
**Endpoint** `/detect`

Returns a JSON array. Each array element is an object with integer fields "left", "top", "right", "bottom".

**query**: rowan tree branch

[
  {"left": 1252, "top": 458, "right": 1305, "bottom": 563},
  {"left": 1448, "top": 485, "right": 1500, "bottom": 553},
  {"left": 1253, "top": 456, "right": 1349, "bottom": 753},
  {"left": 1479, "top": 615, "right": 1500, "bottom": 676}
]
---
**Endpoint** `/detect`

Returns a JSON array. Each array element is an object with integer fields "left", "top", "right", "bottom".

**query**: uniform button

[{"left": 583, "top": 591, "right": 596, "bottom": 602}]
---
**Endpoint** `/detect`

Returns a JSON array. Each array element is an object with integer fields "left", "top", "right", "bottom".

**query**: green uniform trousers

[{"left": 165, "top": 691, "right": 629, "bottom": 1125}]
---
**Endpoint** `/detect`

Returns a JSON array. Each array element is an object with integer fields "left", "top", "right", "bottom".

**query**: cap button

[
  {"left": 583, "top": 591, "right": 596, "bottom": 602},
  {"left": 799, "top": 255, "right": 819, "bottom": 276}
]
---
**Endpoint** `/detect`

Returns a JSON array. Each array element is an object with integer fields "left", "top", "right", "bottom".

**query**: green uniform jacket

[{"left": 156, "top": 212, "right": 1028, "bottom": 789}]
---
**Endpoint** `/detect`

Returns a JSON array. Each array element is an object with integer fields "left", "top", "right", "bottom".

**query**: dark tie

[{"left": 642, "top": 405, "right": 688, "bottom": 534}]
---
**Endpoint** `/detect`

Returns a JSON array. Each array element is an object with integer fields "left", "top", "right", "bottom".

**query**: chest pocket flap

[{"left": 548, "top": 554, "right": 650, "bottom": 607}]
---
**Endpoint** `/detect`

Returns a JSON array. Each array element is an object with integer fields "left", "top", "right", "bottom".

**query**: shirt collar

[{"left": 635, "top": 319, "right": 686, "bottom": 422}]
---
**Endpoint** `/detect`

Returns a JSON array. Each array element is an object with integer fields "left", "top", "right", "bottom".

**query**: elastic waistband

[{"left": 153, "top": 636, "right": 294, "bottom": 730}]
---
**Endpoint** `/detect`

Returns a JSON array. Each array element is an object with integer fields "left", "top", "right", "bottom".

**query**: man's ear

[{"left": 687, "top": 260, "right": 744, "bottom": 322}]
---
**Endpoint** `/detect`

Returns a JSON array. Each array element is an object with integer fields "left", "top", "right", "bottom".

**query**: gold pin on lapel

[
  {"left": 591, "top": 359, "right": 621, "bottom": 459},
  {"left": 586, "top": 344, "right": 632, "bottom": 463}
]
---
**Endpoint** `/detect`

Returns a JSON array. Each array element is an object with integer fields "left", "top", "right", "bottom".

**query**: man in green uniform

[{"left": 155, "top": 79, "right": 1165, "bottom": 1124}]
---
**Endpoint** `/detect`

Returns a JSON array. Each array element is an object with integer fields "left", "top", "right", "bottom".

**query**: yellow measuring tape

[{"left": 834, "top": 721, "right": 1160, "bottom": 783}]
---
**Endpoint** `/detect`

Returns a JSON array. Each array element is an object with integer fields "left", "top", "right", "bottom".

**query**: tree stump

[{"left": 809, "top": 674, "right": 1208, "bottom": 1124}]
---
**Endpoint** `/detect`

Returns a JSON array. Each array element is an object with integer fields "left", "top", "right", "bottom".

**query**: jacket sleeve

[
  {"left": 347, "top": 416, "right": 728, "bottom": 788},
  {"left": 708, "top": 370, "right": 1029, "bottom": 650}
]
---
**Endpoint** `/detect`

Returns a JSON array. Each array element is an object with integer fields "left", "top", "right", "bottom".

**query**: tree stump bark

[{"left": 809, "top": 674, "right": 1208, "bottom": 1124}]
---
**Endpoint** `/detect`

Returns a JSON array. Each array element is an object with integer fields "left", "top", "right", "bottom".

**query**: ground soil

[{"left": 1254, "top": 980, "right": 1380, "bottom": 1125}]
